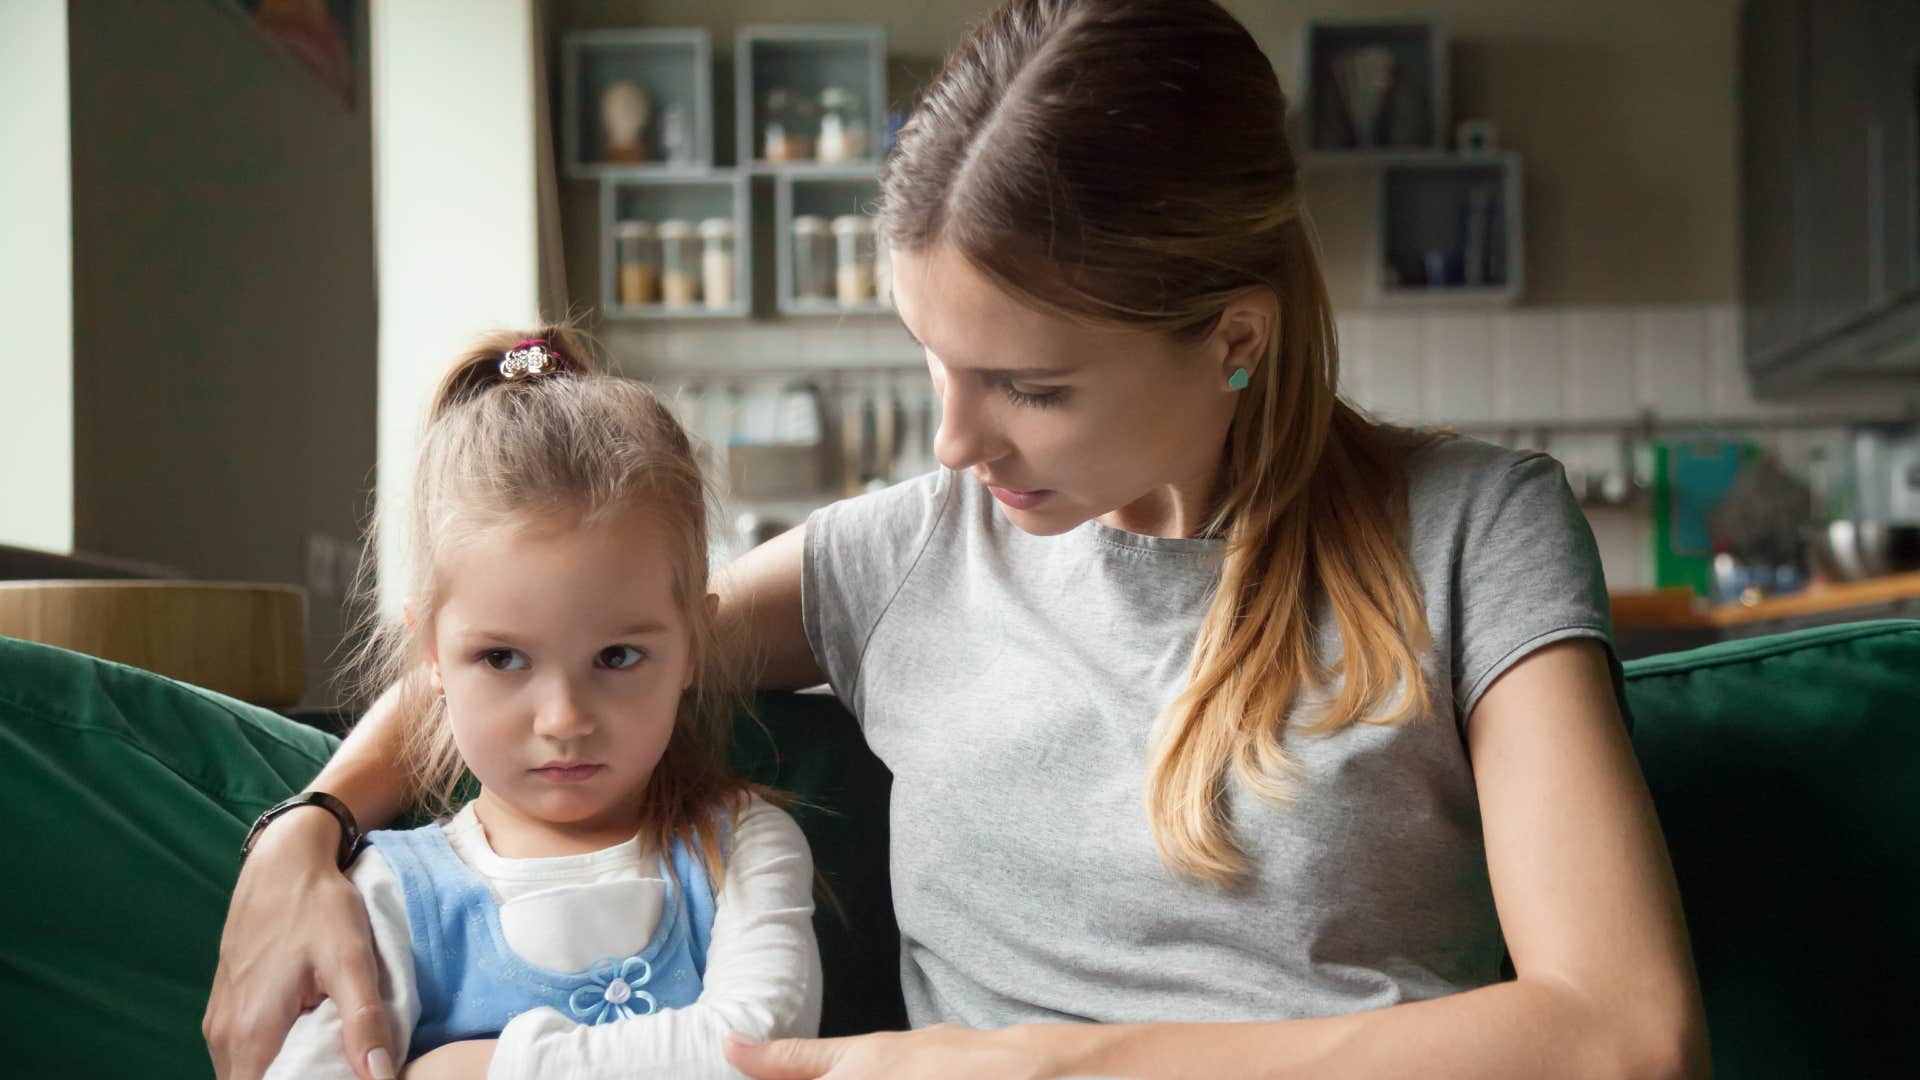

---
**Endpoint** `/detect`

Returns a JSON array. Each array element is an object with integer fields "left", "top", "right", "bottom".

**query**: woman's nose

[{"left": 932, "top": 378, "right": 999, "bottom": 473}]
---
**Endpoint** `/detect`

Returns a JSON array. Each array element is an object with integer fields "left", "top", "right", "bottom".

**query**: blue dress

[{"left": 366, "top": 820, "right": 721, "bottom": 1059}]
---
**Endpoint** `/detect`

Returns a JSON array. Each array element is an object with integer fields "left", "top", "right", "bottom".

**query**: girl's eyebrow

[{"left": 462, "top": 621, "right": 672, "bottom": 641}]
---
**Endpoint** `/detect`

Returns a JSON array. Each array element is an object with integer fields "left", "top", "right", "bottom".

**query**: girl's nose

[{"left": 531, "top": 678, "right": 595, "bottom": 741}]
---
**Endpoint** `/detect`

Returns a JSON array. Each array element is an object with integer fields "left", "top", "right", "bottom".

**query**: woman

[{"left": 205, "top": 1, "right": 1708, "bottom": 1077}]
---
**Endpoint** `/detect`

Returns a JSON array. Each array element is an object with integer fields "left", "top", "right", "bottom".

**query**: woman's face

[
  {"left": 424, "top": 509, "right": 697, "bottom": 856},
  {"left": 891, "top": 242, "right": 1263, "bottom": 538}
]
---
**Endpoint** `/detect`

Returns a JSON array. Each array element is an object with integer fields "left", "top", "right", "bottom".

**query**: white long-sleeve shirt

[{"left": 264, "top": 794, "right": 821, "bottom": 1080}]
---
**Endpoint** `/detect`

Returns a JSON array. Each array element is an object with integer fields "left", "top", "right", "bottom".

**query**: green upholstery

[
  {"left": 1, "top": 621, "right": 1915, "bottom": 1077},
  {"left": 1622, "top": 620, "right": 1919, "bottom": 1077}
]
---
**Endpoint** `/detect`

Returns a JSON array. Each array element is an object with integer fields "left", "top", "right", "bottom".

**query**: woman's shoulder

[{"left": 1398, "top": 431, "right": 1570, "bottom": 523}]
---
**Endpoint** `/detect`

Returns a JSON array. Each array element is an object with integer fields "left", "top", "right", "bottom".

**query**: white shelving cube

[
  {"left": 735, "top": 25, "right": 887, "bottom": 173},
  {"left": 1299, "top": 18, "right": 1449, "bottom": 164},
  {"left": 774, "top": 167, "right": 890, "bottom": 317},
  {"left": 600, "top": 171, "right": 750, "bottom": 319},
  {"left": 1372, "top": 152, "right": 1524, "bottom": 307},
  {"left": 564, "top": 29, "right": 714, "bottom": 177}
]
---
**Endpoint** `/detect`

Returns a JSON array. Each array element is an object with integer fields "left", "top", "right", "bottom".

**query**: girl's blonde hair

[
  {"left": 883, "top": 0, "right": 1437, "bottom": 884},
  {"left": 345, "top": 325, "right": 751, "bottom": 881}
]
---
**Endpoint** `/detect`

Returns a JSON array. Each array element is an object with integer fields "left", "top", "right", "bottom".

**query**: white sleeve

[
  {"left": 489, "top": 796, "right": 823, "bottom": 1080},
  {"left": 262, "top": 847, "right": 422, "bottom": 1080}
]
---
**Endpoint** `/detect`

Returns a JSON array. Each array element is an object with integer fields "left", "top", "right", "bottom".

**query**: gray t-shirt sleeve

[
  {"left": 1450, "top": 452, "right": 1627, "bottom": 726},
  {"left": 801, "top": 470, "right": 952, "bottom": 710}
]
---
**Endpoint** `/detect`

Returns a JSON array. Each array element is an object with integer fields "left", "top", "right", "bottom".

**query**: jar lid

[
  {"left": 792, "top": 215, "right": 827, "bottom": 235},
  {"left": 613, "top": 220, "right": 655, "bottom": 238},
  {"left": 656, "top": 219, "right": 694, "bottom": 239},
  {"left": 830, "top": 214, "right": 874, "bottom": 236},
  {"left": 698, "top": 217, "right": 734, "bottom": 238}
]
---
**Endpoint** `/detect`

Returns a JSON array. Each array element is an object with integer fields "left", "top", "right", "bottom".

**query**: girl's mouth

[{"left": 531, "top": 763, "right": 605, "bottom": 783}]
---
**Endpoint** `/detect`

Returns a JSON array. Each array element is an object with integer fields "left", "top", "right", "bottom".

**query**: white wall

[
  {"left": 0, "top": 0, "right": 74, "bottom": 553},
  {"left": 373, "top": 0, "right": 544, "bottom": 608}
]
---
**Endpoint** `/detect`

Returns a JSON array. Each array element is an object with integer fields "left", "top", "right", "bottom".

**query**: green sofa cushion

[
  {"left": 2, "top": 619, "right": 1915, "bottom": 1077},
  {"left": 1622, "top": 619, "right": 1919, "bottom": 1078}
]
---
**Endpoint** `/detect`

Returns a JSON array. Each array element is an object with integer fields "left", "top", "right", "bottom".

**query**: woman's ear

[{"left": 1212, "top": 288, "right": 1278, "bottom": 387}]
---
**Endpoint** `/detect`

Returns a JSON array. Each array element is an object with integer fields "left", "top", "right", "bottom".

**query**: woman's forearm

[
  {"left": 305, "top": 682, "right": 412, "bottom": 830},
  {"left": 1024, "top": 976, "right": 1702, "bottom": 1080}
]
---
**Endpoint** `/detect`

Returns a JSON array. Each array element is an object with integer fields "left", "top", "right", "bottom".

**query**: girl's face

[
  {"left": 425, "top": 507, "right": 698, "bottom": 856},
  {"left": 891, "top": 242, "right": 1267, "bottom": 539}
]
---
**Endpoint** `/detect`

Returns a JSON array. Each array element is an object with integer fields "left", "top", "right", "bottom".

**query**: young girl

[{"left": 263, "top": 329, "right": 821, "bottom": 1080}]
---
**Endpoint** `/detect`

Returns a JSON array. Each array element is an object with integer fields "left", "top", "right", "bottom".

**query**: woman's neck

[
  {"left": 469, "top": 789, "right": 643, "bottom": 859},
  {"left": 1098, "top": 458, "right": 1225, "bottom": 539}
]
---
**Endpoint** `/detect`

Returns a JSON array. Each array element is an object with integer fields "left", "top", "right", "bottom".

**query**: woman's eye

[
  {"left": 482, "top": 649, "right": 527, "bottom": 672},
  {"left": 598, "top": 645, "right": 646, "bottom": 670},
  {"left": 1000, "top": 381, "right": 1067, "bottom": 409}
]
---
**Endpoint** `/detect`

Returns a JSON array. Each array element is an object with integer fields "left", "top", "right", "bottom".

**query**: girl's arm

[
  {"left": 260, "top": 848, "right": 422, "bottom": 1080},
  {"left": 481, "top": 795, "right": 823, "bottom": 1079},
  {"left": 726, "top": 640, "right": 1711, "bottom": 1080}
]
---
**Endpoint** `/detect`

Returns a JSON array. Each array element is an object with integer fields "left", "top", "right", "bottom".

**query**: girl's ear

[{"left": 407, "top": 601, "right": 444, "bottom": 695}]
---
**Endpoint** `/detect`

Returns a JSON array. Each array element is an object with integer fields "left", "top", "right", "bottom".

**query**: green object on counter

[{"left": 1650, "top": 439, "right": 1761, "bottom": 596}]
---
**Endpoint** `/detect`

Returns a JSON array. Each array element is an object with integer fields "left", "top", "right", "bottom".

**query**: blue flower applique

[{"left": 568, "top": 955, "right": 657, "bottom": 1024}]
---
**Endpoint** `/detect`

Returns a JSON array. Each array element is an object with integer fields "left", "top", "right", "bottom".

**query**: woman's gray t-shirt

[{"left": 801, "top": 435, "right": 1624, "bottom": 1028}]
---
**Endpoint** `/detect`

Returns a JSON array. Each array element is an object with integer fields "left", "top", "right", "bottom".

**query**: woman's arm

[
  {"left": 204, "top": 682, "right": 417, "bottom": 1080},
  {"left": 261, "top": 849, "right": 423, "bottom": 1080},
  {"left": 714, "top": 524, "right": 825, "bottom": 691},
  {"left": 727, "top": 639, "right": 1710, "bottom": 1080}
]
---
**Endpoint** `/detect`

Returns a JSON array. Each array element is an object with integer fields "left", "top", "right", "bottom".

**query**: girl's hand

[
  {"left": 204, "top": 809, "right": 396, "bottom": 1080},
  {"left": 722, "top": 1025, "right": 1061, "bottom": 1080},
  {"left": 401, "top": 1039, "right": 496, "bottom": 1079}
]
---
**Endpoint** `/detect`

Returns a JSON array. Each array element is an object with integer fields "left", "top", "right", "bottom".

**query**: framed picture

[{"left": 221, "top": 0, "right": 358, "bottom": 108}]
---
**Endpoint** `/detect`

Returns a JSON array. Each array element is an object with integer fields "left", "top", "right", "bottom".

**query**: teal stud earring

[{"left": 1227, "top": 367, "right": 1251, "bottom": 391}]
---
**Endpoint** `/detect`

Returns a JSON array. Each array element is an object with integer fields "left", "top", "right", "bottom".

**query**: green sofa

[{"left": 2, "top": 621, "right": 1915, "bottom": 1077}]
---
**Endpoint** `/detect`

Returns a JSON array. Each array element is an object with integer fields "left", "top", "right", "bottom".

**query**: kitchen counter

[{"left": 1612, "top": 570, "right": 1920, "bottom": 630}]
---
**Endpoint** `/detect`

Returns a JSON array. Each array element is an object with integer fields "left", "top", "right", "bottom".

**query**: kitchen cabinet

[{"left": 1740, "top": 0, "right": 1920, "bottom": 391}]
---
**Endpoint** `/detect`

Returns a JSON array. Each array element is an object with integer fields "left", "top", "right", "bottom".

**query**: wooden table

[
  {"left": 1611, "top": 570, "right": 1920, "bottom": 659},
  {"left": 0, "top": 580, "right": 308, "bottom": 707}
]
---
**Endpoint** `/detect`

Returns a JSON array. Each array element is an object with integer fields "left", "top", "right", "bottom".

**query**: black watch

[{"left": 240, "top": 791, "right": 367, "bottom": 869}]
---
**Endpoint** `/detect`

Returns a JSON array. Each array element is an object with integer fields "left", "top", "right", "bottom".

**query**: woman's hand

[
  {"left": 401, "top": 1039, "right": 495, "bottom": 1079},
  {"left": 723, "top": 1025, "right": 1064, "bottom": 1080},
  {"left": 203, "top": 809, "right": 396, "bottom": 1080}
]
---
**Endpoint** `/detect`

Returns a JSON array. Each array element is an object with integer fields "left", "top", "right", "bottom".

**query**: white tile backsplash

[
  {"left": 1564, "top": 310, "right": 1639, "bottom": 421},
  {"left": 1361, "top": 316, "right": 1424, "bottom": 421},
  {"left": 1634, "top": 308, "right": 1711, "bottom": 417},
  {"left": 1421, "top": 314, "right": 1497, "bottom": 424},
  {"left": 1493, "top": 311, "right": 1565, "bottom": 421}
]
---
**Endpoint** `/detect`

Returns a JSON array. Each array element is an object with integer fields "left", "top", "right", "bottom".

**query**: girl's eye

[
  {"left": 598, "top": 645, "right": 646, "bottom": 670},
  {"left": 1000, "top": 381, "right": 1067, "bottom": 409},
  {"left": 482, "top": 648, "right": 528, "bottom": 672}
]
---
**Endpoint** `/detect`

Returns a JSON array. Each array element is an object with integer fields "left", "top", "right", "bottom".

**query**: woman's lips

[
  {"left": 531, "top": 763, "right": 605, "bottom": 783},
  {"left": 987, "top": 485, "right": 1052, "bottom": 510}
]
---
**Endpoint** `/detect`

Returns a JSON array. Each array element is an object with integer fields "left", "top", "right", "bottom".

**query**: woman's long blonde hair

[
  {"left": 883, "top": 0, "right": 1437, "bottom": 884},
  {"left": 344, "top": 325, "right": 752, "bottom": 882}
]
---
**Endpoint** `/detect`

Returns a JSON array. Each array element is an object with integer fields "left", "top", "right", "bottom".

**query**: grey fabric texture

[{"left": 802, "top": 436, "right": 1624, "bottom": 1027}]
